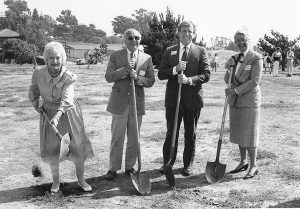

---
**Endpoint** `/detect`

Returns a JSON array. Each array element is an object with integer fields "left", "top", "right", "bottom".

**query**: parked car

[{"left": 76, "top": 58, "right": 87, "bottom": 65}]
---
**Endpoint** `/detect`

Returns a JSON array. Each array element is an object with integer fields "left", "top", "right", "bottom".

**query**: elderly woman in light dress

[{"left": 28, "top": 41, "right": 94, "bottom": 193}]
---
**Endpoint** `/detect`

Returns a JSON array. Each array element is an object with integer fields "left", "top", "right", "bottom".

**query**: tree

[
  {"left": 112, "top": 15, "right": 138, "bottom": 35},
  {"left": 2, "top": 38, "right": 35, "bottom": 64},
  {"left": 54, "top": 9, "right": 78, "bottom": 37},
  {"left": 258, "top": 30, "right": 300, "bottom": 71},
  {"left": 132, "top": 9, "right": 156, "bottom": 37},
  {"left": 3, "top": 0, "right": 31, "bottom": 39},
  {"left": 211, "top": 36, "right": 231, "bottom": 50},
  {"left": 142, "top": 7, "right": 183, "bottom": 65}
]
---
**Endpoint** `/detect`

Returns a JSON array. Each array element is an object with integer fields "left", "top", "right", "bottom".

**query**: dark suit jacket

[
  {"left": 105, "top": 48, "right": 155, "bottom": 115},
  {"left": 224, "top": 50, "right": 263, "bottom": 107},
  {"left": 158, "top": 43, "right": 210, "bottom": 109}
]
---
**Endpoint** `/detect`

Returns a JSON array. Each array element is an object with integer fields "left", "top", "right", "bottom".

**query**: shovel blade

[
  {"left": 130, "top": 172, "right": 151, "bottom": 195},
  {"left": 59, "top": 132, "right": 71, "bottom": 161},
  {"left": 164, "top": 164, "right": 175, "bottom": 187},
  {"left": 205, "top": 161, "right": 226, "bottom": 183}
]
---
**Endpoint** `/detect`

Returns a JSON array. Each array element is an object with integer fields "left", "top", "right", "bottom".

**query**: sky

[{"left": 1, "top": 0, "right": 299, "bottom": 46}]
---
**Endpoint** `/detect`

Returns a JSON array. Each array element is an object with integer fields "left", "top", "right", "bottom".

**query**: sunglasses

[{"left": 128, "top": 36, "right": 140, "bottom": 41}]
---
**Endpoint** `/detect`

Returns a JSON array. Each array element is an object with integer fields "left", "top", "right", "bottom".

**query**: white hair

[
  {"left": 43, "top": 41, "right": 67, "bottom": 64},
  {"left": 122, "top": 28, "right": 141, "bottom": 40}
]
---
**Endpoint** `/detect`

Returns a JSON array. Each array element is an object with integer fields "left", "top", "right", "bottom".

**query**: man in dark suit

[
  {"left": 158, "top": 21, "right": 210, "bottom": 176},
  {"left": 104, "top": 28, "right": 155, "bottom": 180}
]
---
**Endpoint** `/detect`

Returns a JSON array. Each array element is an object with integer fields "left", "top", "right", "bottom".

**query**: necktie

[
  {"left": 238, "top": 52, "right": 244, "bottom": 63},
  {"left": 181, "top": 47, "right": 187, "bottom": 61},
  {"left": 130, "top": 52, "right": 136, "bottom": 69}
]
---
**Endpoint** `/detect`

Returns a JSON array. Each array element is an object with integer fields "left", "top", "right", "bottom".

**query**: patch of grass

[
  {"left": 277, "top": 168, "right": 300, "bottom": 181},
  {"left": 257, "top": 149, "right": 278, "bottom": 160},
  {"left": 90, "top": 111, "right": 110, "bottom": 116},
  {"left": 202, "top": 119, "right": 211, "bottom": 124},
  {"left": 145, "top": 100, "right": 165, "bottom": 111},
  {"left": 29, "top": 191, "right": 74, "bottom": 207},
  {"left": 270, "top": 198, "right": 300, "bottom": 208},
  {"left": 218, "top": 189, "right": 282, "bottom": 208},
  {"left": 6, "top": 97, "right": 19, "bottom": 103},
  {"left": 145, "top": 131, "right": 166, "bottom": 142},
  {"left": 262, "top": 102, "right": 296, "bottom": 109},
  {"left": 205, "top": 102, "right": 223, "bottom": 107},
  {"left": 14, "top": 110, "right": 26, "bottom": 116},
  {"left": 77, "top": 97, "right": 107, "bottom": 106}
]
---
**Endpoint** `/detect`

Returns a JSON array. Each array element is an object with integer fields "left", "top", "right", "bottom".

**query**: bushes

[{"left": 2, "top": 39, "right": 35, "bottom": 64}]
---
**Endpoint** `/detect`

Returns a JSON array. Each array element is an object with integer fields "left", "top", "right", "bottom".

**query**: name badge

[
  {"left": 171, "top": 51, "right": 177, "bottom": 55},
  {"left": 139, "top": 70, "right": 146, "bottom": 76},
  {"left": 245, "top": 65, "right": 252, "bottom": 71}
]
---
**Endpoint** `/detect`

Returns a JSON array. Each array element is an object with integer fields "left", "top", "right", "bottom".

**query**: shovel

[
  {"left": 205, "top": 62, "right": 235, "bottom": 183},
  {"left": 42, "top": 110, "right": 71, "bottom": 161},
  {"left": 129, "top": 77, "right": 151, "bottom": 195},
  {"left": 164, "top": 72, "right": 183, "bottom": 188}
]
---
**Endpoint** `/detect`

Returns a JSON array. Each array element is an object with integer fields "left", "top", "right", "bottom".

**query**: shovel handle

[
  {"left": 42, "top": 111, "right": 63, "bottom": 142},
  {"left": 215, "top": 65, "right": 234, "bottom": 162},
  {"left": 166, "top": 71, "right": 182, "bottom": 165},
  {"left": 131, "top": 77, "right": 142, "bottom": 173}
]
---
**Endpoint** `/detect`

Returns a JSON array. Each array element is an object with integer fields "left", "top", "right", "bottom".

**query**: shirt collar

[
  {"left": 46, "top": 66, "right": 65, "bottom": 84},
  {"left": 180, "top": 42, "right": 192, "bottom": 51},
  {"left": 127, "top": 48, "right": 138, "bottom": 58}
]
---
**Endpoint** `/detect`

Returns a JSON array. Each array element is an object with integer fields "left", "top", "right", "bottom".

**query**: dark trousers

[{"left": 163, "top": 102, "right": 201, "bottom": 169}]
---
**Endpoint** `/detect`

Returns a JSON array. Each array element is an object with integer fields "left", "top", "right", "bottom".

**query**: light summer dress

[{"left": 28, "top": 66, "right": 94, "bottom": 163}]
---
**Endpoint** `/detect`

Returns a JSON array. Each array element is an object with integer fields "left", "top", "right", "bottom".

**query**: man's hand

[
  {"left": 178, "top": 74, "right": 189, "bottom": 84},
  {"left": 129, "top": 59, "right": 135, "bottom": 69},
  {"left": 225, "top": 87, "right": 236, "bottom": 96},
  {"left": 129, "top": 69, "right": 138, "bottom": 81},
  {"left": 228, "top": 57, "right": 235, "bottom": 68},
  {"left": 176, "top": 61, "right": 187, "bottom": 72}
]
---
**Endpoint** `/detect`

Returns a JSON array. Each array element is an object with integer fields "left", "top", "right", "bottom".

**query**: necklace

[{"left": 48, "top": 68, "right": 61, "bottom": 78}]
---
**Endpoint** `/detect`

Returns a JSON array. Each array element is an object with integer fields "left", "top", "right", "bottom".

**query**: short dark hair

[{"left": 178, "top": 21, "right": 196, "bottom": 34}]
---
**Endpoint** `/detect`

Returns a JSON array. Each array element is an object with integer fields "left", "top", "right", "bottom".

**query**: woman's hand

[
  {"left": 225, "top": 87, "right": 237, "bottom": 96},
  {"left": 50, "top": 117, "right": 59, "bottom": 127}
]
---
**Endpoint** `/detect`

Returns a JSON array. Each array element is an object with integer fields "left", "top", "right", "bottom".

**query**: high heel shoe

[
  {"left": 230, "top": 163, "right": 249, "bottom": 174},
  {"left": 244, "top": 169, "right": 258, "bottom": 179},
  {"left": 78, "top": 182, "right": 92, "bottom": 192}
]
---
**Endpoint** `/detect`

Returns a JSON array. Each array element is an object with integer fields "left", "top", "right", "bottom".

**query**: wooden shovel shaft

[
  {"left": 42, "top": 111, "right": 63, "bottom": 141},
  {"left": 215, "top": 65, "right": 234, "bottom": 162},
  {"left": 131, "top": 77, "right": 142, "bottom": 173},
  {"left": 167, "top": 71, "right": 182, "bottom": 165}
]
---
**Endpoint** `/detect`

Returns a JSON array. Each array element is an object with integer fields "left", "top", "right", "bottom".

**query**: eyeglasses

[{"left": 128, "top": 36, "right": 140, "bottom": 41}]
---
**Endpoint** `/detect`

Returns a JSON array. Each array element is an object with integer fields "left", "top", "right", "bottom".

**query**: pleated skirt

[
  {"left": 40, "top": 99, "right": 94, "bottom": 163},
  {"left": 229, "top": 106, "right": 260, "bottom": 148}
]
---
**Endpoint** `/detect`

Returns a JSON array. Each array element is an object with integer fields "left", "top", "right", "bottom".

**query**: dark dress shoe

[
  {"left": 244, "top": 169, "right": 258, "bottom": 179},
  {"left": 181, "top": 168, "right": 192, "bottom": 176},
  {"left": 230, "top": 163, "right": 249, "bottom": 174},
  {"left": 104, "top": 170, "right": 117, "bottom": 180},
  {"left": 125, "top": 168, "right": 135, "bottom": 176},
  {"left": 159, "top": 165, "right": 165, "bottom": 174}
]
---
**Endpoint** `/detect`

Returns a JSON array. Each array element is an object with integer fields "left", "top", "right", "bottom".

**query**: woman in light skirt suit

[{"left": 224, "top": 29, "right": 263, "bottom": 179}]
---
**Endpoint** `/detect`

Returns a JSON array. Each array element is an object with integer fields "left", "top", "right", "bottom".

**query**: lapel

[
  {"left": 235, "top": 51, "right": 252, "bottom": 77},
  {"left": 135, "top": 50, "right": 143, "bottom": 73},
  {"left": 120, "top": 48, "right": 129, "bottom": 67}
]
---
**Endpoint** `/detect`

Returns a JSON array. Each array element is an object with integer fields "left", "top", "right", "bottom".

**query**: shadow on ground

[{"left": 0, "top": 168, "right": 240, "bottom": 204}]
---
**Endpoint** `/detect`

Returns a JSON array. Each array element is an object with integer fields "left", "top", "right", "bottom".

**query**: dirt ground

[{"left": 0, "top": 55, "right": 300, "bottom": 208}]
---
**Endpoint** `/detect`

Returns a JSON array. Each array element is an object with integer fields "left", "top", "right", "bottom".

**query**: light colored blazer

[
  {"left": 225, "top": 50, "right": 263, "bottom": 107},
  {"left": 105, "top": 48, "right": 155, "bottom": 115}
]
